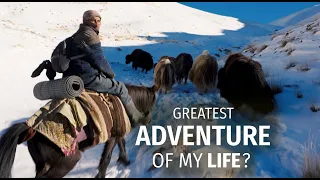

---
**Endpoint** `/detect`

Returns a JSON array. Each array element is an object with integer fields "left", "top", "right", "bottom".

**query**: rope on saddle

[
  {"left": 31, "top": 99, "right": 67, "bottom": 130},
  {"left": 69, "top": 99, "right": 81, "bottom": 130}
]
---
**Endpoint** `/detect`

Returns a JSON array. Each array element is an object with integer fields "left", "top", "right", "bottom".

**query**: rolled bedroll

[{"left": 33, "top": 75, "right": 84, "bottom": 100}]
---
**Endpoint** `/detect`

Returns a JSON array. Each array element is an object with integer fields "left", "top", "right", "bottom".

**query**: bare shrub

[
  {"left": 284, "top": 84, "right": 299, "bottom": 88},
  {"left": 312, "top": 30, "right": 319, "bottom": 35},
  {"left": 224, "top": 49, "right": 232, "bottom": 55},
  {"left": 296, "top": 91, "right": 303, "bottom": 98},
  {"left": 312, "top": 80, "right": 320, "bottom": 86},
  {"left": 280, "top": 37, "right": 295, "bottom": 48},
  {"left": 297, "top": 63, "right": 311, "bottom": 72},
  {"left": 310, "top": 104, "right": 320, "bottom": 112},
  {"left": 271, "top": 32, "right": 285, "bottom": 41},
  {"left": 244, "top": 44, "right": 257, "bottom": 53},
  {"left": 286, "top": 48, "right": 295, "bottom": 56},
  {"left": 306, "top": 22, "right": 319, "bottom": 32},
  {"left": 281, "top": 40, "right": 288, "bottom": 47},
  {"left": 306, "top": 24, "right": 313, "bottom": 31},
  {"left": 257, "top": 44, "right": 268, "bottom": 53},
  {"left": 269, "top": 74, "right": 284, "bottom": 95},
  {"left": 285, "top": 60, "right": 297, "bottom": 70},
  {"left": 301, "top": 138, "right": 320, "bottom": 177}
]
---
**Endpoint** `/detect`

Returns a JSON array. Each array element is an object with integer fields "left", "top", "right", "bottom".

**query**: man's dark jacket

[{"left": 63, "top": 24, "right": 115, "bottom": 84}]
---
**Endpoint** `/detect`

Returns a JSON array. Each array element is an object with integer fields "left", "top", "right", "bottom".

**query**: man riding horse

[
  {"left": 64, "top": 10, "right": 145, "bottom": 126},
  {"left": 0, "top": 10, "right": 158, "bottom": 178}
]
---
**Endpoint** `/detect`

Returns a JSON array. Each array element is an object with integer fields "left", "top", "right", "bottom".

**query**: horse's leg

[
  {"left": 28, "top": 133, "right": 81, "bottom": 178},
  {"left": 95, "top": 137, "right": 117, "bottom": 178},
  {"left": 38, "top": 151, "right": 81, "bottom": 178},
  {"left": 117, "top": 137, "right": 130, "bottom": 166},
  {"left": 27, "top": 137, "right": 50, "bottom": 177}
]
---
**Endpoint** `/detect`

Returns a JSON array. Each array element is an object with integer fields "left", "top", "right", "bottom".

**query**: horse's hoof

[
  {"left": 117, "top": 158, "right": 130, "bottom": 166},
  {"left": 95, "top": 173, "right": 105, "bottom": 178}
]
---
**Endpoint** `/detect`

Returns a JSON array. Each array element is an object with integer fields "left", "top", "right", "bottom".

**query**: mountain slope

[
  {"left": 270, "top": 4, "right": 320, "bottom": 27},
  {"left": 1, "top": 2, "right": 318, "bottom": 178},
  {"left": 0, "top": 2, "right": 276, "bottom": 125},
  {"left": 241, "top": 10, "right": 320, "bottom": 177}
]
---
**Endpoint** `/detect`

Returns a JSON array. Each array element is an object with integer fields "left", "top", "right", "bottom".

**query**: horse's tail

[{"left": 0, "top": 122, "right": 30, "bottom": 178}]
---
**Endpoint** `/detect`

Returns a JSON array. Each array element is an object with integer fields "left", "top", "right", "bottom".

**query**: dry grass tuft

[
  {"left": 244, "top": 44, "right": 257, "bottom": 53},
  {"left": 296, "top": 91, "right": 303, "bottom": 98},
  {"left": 269, "top": 74, "right": 284, "bottom": 95},
  {"left": 301, "top": 138, "right": 320, "bottom": 178},
  {"left": 285, "top": 60, "right": 297, "bottom": 70},
  {"left": 310, "top": 104, "right": 320, "bottom": 112},
  {"left": 286, "top": 48, "right": 295, "bottom": 56},
  {"left": 280, "top": 37, "right": 295, "bottom": 48},
  {"left": 257, "top": 44, "right": 268, "bottom": 53},
  {"left": 297, "top": 63, "right": 311, "bottom": 72}
]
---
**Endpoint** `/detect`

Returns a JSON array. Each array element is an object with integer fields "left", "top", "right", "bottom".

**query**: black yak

[
  {"left": 174, "top": 53, "right": 193, "bottom": 84},
  {"left": 188, "top": 50, "right": 218, "bottom": 93},
  {"left": 125, "top": 49, "right": 154, "bottom": 74},
  {"left": 217, "top": 53, "right": 277, "bottom": 114}
]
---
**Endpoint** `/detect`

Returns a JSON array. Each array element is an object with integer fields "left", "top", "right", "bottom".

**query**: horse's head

[{"left": 125, "top": 84, "right": 157, "bottom": 126}]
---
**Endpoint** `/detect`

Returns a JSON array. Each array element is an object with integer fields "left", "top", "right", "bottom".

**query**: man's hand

[{"left": 101, "top": 72, "right": 116, "bottom": 79}]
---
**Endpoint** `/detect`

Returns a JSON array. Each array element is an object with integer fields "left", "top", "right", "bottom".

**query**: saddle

[{"left": 24, "top": 89, "right": 131, "bottom": 155}]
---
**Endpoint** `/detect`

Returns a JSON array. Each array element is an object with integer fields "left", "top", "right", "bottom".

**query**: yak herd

[
  {"left": 0, "top": 47, "right": 278, "bottom": 179},
  {"left": 125, "top": 49, "right": 277, "bottom": 115}
]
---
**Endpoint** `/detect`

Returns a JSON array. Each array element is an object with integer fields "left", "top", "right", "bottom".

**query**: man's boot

[{"left": 124, "top": 99, "right": 145, "bottom": 127}]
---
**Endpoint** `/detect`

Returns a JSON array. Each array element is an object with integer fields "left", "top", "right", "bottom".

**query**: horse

[
  {"left": 0, "top": 84, "right": 157, "bottom": 178},
  {"left": 217, "top": 53, "right": 277, "bottom": 115}
]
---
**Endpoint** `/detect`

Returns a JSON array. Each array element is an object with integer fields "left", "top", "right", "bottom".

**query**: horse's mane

[{"left": 125, "top": 84, "right": 157, "bottom": 115}]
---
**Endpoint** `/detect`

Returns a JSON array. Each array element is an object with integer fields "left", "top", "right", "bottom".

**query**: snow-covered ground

[
  {"left": 0, "top": 2, "right": 319, "bottom": 178},
  {"left": 270, "top": 4, "right": 320, "bottom": 27}
]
